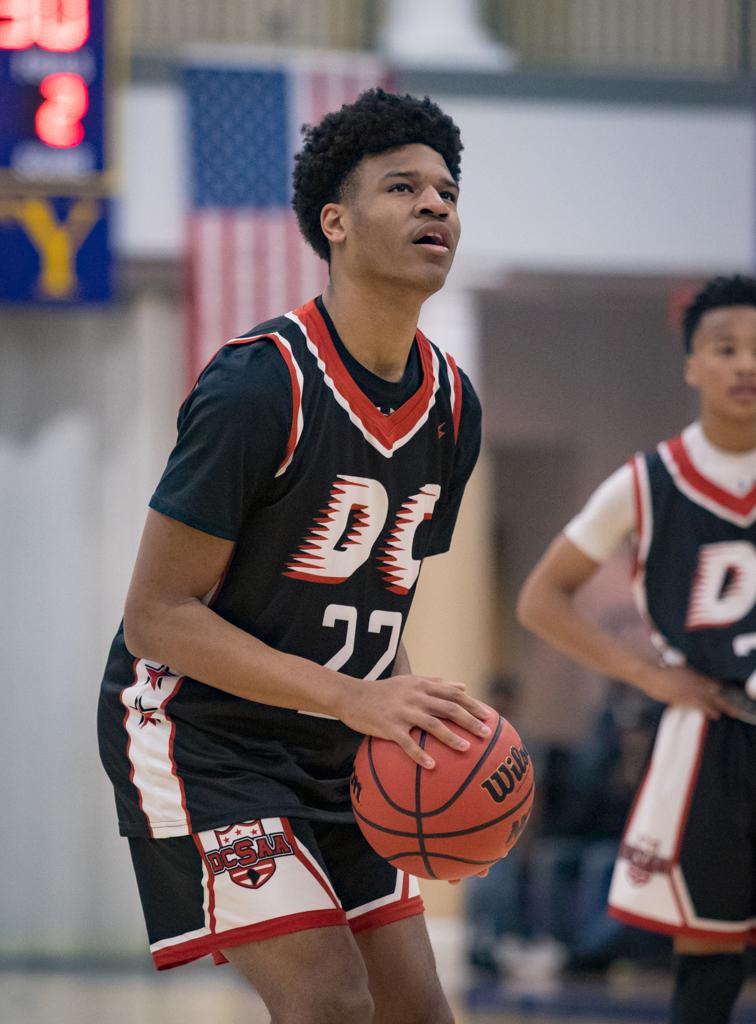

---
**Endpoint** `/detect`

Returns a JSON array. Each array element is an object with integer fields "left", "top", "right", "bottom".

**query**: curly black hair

[
  {"left": 683, "top": 274, "right": 756, "bottom": 352},
  {"left": 292, "top": 88, "right": 463, "bottom": 262}
]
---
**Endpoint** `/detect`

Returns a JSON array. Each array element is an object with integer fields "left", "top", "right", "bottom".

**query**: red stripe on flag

[{"left": 221, "top": 214, "right": 236, "bottom": 343}]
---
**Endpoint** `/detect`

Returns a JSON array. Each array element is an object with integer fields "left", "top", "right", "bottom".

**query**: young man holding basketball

[
  {"left": 98, "top": 89, "right": 488, "bottom": 1023},
  {"left": 518, "top": 274, "right": 756, "bottom": 1024}
]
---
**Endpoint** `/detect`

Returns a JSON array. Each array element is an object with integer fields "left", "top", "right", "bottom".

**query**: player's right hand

[
  {"left": 633, "top": 664, "right": 735, "bottom": 719},
  {"left": 336, "top": 675, "right": 493, "bottom": 768}
]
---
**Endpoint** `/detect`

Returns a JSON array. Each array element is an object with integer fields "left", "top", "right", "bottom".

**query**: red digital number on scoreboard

[
  {"left": 0, "top": 0, "right": 90, "bottom": 53},
  {"left": 36, "top": 72, "right": 88, "bottom": 147}
]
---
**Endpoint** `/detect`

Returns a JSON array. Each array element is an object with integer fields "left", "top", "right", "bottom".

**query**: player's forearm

[
  {"left": 124, "top": 596, "right": 351, "bottom": 716},
  {"left": 517, "top": 579, "right": 654, "bottom": 690}
]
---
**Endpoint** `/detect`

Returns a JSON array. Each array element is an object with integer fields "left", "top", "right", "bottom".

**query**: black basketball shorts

[
  {"left": 128, "top": 815, "right": 424, "bottom": 969},
  {"left": 609, "top": 706, "right": 756, "bottom": 942}
]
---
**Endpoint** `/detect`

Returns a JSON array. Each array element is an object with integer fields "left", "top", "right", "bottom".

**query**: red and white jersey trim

[
  {"left": 659, "top": 435, "right": 756, "bottom": 528},
  {"left": 345, "top": 868, "right": 421, "bottom": 923},
  {"left": 287, "top": 301, "right": 441, "bottom": 459},
  {"left": 442, "top": 351, "right": 462, "bottom": 442},
  {"left": 221, "top": 331, "right": 305, "bottom": 478},
  {"left": 121, "top": 659, "right": 191, "bottom": 838},
  {"left": 629, "top": 455, "right": 678, "bottom": 662}
]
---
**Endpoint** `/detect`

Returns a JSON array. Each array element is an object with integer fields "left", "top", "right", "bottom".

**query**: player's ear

[
  {"left": 684, "top": 353, "right": 699, "bottom": 389},
  {"left": 321, "top": 203, "right": 347, "bottom": 248}
]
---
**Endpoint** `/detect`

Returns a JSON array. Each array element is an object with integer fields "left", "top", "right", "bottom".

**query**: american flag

[{"left": 184, "top": 53, "right": 387, "bottom": 379}]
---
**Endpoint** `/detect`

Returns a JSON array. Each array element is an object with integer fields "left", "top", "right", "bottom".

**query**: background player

[
  {"left": 98, "top": 89, "right": 489, "bottom": 1024},
  {"left": 517, "top": 274, "right": 756, "bottom": 1024}
]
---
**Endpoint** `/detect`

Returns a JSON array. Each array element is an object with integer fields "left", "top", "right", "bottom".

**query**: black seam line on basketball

[
  {"left": 416, "top": 731, "right": 435, "bottom": 879},
  {"left": 421, "top": 714, "right": 506, "bottom": 818},
  {"left": 385, "top": 852, "right": 500, "bottom": 866},
  {"left": 362, "top": 714, "right": 507, "bottom": 819},
  {"left": 351, "top": 781, "right": 534, "bottom": 839},
  {"left": 366, "top": 736, "right": 417, "bottom": 817}
]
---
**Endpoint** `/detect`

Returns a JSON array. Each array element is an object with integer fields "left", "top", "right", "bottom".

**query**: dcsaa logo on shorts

[
  {"left": 619, "top": 836, "right": 669, "bottom": 887},
  {"left": 207, "top": 820, "right": 293, "bottom": 889}
]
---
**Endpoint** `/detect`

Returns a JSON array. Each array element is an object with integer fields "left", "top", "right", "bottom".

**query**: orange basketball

[{"left": 350, "top": 706, "right": 535, "bottom": 880}]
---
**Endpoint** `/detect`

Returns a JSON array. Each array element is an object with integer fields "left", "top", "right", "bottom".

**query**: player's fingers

[
  {"left": 395, "top": 733, "right": 435, "bottom": 770},
  {"left": 423, "top": 676, "right": 467, "bottom": 692},
  {"left": 691, "top": 695, "right": 720, "bottom": 719},
  {"left": 430, "top": 684, "right": 491, "bottom": 721},
  {"left": 419, "top": 715, "right": 475, "bottom": 752},
  {"left": 433, "top": 700, "right": 492, "bottom": 738}
]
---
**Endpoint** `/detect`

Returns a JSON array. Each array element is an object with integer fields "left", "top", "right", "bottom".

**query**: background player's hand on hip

[{"left": 633, "top": 663, "right": 730, "bottom": 719}]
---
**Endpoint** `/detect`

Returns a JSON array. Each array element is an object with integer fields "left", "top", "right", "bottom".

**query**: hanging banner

[
  {"left": 0, "top": 0, "right": 112, "bottom": 303},
  {"left": 0, "top": 193, "right": 110, "bottom": 302}
]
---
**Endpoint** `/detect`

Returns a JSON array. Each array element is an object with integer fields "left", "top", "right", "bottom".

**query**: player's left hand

[{"left": 448, "top": 866, "right": 492, "bottom": 885}]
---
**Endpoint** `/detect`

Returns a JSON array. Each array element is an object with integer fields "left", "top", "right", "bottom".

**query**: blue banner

[{"left": 0, "top": 194, "right": 111, "bottom": 303}]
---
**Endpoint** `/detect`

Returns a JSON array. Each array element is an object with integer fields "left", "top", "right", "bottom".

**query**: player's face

[
  {"left": 336, "top": 143, "right": 460, "bottom": 295},
  {"left": 685, "top": 305, "right": 756, "bottom": 424}
]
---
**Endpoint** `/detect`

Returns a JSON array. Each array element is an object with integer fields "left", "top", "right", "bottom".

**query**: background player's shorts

[
  {"left": 609, "top": 706, "right": 756, "bottom": 943},
  {"left": 128, "top": 816, "right": 423, "bottom": 969}
]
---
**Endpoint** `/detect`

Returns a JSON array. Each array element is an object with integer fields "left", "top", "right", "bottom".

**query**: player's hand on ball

[
  {"left": 338, "top": 675, "right": 492, "bottom": 768},
  {"left": 633, "top": 664, "right": 733, "bottom": 719},
  {"left": 448, "top": 866, "right": 492, "bottom": 885}
]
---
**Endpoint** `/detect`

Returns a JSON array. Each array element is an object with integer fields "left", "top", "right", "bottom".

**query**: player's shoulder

[{"left": 195, "top": 316, "right": 296, "bottom": 396}]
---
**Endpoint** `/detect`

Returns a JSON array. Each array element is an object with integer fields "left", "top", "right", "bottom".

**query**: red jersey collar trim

[
  {"left": 663, "top": 434, "right": 756, "bottom": 517},
  {"left": 291, "top": 299, "right": 437, "bottom": 450}
]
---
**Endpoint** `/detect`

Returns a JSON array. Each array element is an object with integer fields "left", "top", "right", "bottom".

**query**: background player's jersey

[
  {"left": 98, "top": 297, "right": 481, "bottom": 838},
  {"left": 631, "top": 435, "right": 756, "bottom": 688}
]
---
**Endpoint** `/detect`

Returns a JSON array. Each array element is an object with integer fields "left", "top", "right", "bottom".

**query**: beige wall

[{"left": 403, "top": 451, "right": 498, "bottom": 916}]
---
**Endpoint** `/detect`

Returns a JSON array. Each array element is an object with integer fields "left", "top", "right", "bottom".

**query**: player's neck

[
  {"left": 321, "top": 281, "right": 423, "bottom": 383},
  {"left": 699, "top": 412, "right": 756, "bottom": 453}
]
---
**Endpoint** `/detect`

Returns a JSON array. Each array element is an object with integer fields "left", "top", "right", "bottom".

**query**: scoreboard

[{"left": 0, "top": 0, "right": 112, "bottom": 302}]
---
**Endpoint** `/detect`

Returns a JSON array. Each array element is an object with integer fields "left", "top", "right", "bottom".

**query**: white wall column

[{"left": 380, "top": 0, "right": 516, "bottom": 69}]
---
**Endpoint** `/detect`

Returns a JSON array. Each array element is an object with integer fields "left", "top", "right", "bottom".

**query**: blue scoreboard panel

[{"left": 0, "top": 0, "right": 111, "bottom": 302}]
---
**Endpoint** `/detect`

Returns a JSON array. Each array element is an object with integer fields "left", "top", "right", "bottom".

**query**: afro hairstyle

[
  {"left": 292, "top": 88, "right": 462, "bottom": 262},
  {"left": 683, "top": 274, "right": 756, "bottom": 352}
]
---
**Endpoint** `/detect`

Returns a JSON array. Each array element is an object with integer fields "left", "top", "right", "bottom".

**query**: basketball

[{"left": 350, "top": 706, "right": 535, "bottom": 880}]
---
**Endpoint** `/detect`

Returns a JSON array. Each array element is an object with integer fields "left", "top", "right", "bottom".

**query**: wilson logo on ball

[{"left": 480, "top": 746, "right": 531, "bottom": 803}]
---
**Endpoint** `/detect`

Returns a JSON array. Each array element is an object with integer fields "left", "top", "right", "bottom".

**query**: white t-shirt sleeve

[{"left": 563, "top": 462, "right": 636, "bottom": 563}]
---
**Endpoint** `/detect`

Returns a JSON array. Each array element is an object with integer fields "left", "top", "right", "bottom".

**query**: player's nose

[
  {"left": 735, "top": 348, "right": 756, "bottom": 374},
  {"left": 415, "top": 185, "right": 448, "bottom": 217}
]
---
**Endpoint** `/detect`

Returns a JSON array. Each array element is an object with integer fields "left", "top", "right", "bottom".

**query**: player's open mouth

[{"left": 412, "top": 231, "right": 450, "bottom": 253}]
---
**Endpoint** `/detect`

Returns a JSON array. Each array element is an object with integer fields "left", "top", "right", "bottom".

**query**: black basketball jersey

[
  {"left": 630, "top": 434, "right": 756, "bottom": 686},
  {"left": 98, "top": 297, "right": 481, "bottom": 838}
]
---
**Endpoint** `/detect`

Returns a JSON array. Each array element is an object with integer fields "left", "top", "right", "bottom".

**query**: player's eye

[
  {"left": 440, "top": 190, "right": 458, "bottom": 203},
  {"left": 388, "top": 182, "right": 412, "bottom": 193}
]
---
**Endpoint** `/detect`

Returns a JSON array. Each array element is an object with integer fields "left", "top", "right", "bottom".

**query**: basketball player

[
  {"left": 517, "top": 274, "right": 756, "bottom": 1023},
  {"left": 98, "top": 89, "right": 489, "bottom": 1023}
]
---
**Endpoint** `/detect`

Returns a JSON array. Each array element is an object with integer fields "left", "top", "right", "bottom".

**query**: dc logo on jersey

[
  {"left": 284, "top": 474, "right": 441, "bottom": 594},
  {"left": 686, "top": 541, "right": 756, "bottom": 630},
  {"left": 206, "top": 820, "right": 293, "bottom": 889},
  {"left": 619, "top": 836, "right": 669, "bottom": 887}
]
